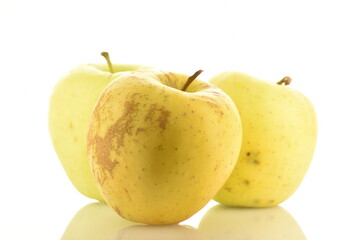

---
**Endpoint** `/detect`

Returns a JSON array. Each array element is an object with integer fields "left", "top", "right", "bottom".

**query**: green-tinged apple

[
  {"left": 62, "top": 202, "right": 139, "bottom": 240},
  {"left": 209, "top": 72, "right": 317, "bottom": 207},
  {"left": 87, "top": 69, "right": 242, "bottom": 224},
  {"left": 198, "top": 204, "right": 306, "bottom": 240},
  {"left": 49, "top": 52, "right": 149, "bottom": 201}
]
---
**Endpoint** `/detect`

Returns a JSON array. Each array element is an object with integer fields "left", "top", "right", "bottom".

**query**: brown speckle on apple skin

[
  {"left": 135, "top": 127, "right": 146, "bottom": 135},
  {"left": 245, "top": 151, "right": 261, "bottom": 165},
  {"left": 123, "top": 188, "right": 132, "bottom": 201},
  {"left": 155, "top": 145, "right": 163, "bottom": 151},
  {"left": 113, "top": 205, "right": 123, "bottom": 216},
  {"left": 249, "top": 159, "right": 261, "bottom": 165},
  {"left": 243, "top": 179, "right": 250, "bottom": 185}
]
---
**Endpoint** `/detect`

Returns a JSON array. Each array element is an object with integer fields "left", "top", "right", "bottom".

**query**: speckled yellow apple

[
  {"left": 49, "top": 52, "right": 149, "bottom": 201},
  {"left": 198, "top": 204, "right": 306, "bottom": 240},
  {"left": 87, "top": 69, "right": 242, "bottom": 225},
  {"left": 210, "top": 72, "right": 317, "bottom": 207}
]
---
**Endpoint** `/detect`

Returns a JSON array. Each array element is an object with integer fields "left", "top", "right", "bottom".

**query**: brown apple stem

[
  {"left": 181, "top": 70, "right": 204, "bottom": 91},
  {"left": 101, "top": 52, "right": 114, "bottom": 73},
  {"left": 276, "top": 76, "right": 292, "bottom": 85}
]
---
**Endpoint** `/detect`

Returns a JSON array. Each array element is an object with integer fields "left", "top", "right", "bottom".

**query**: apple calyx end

[
  {"left": 181, "top": 70, "right": 204, "bottom": 92},
  {"left": 277, "top": 76, "right": 292, "bottom": 86},
  {"left": 101, "top": 52, "right": 114, "bottom": 73}
]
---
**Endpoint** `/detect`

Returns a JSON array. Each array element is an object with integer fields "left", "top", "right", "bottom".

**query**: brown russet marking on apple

[
  {"left": 158, "top": 109, "right": 171, "bottom": 130},
  {"left": 163, "top": 72, "right": 178, "bottom": 89},
  {"left": 224, "top": 187, "right": 232, "bottom": 192},
  {"left": 112, "top": 99, "right": 138, "bottom": 148},
  {"left": 69, "top": 122, "right": 73, "bottom": 129},
  {"left": 135, "top": 127, "right": 146, "bottom": 135},
  {"left": 145, "top": 104, "right": 171, "bottom": 130},
  {"left": 243, "top": 179, "right": 250, "bottom": 185},
  {"left": 203, "top": 99, "right": 225, "bottom": 117},
  {"left": 91, "top": 135, "right": 119, "bottom": 184},
  {"left": 89, "top": 94, "right": 140, "bottom": 184}
]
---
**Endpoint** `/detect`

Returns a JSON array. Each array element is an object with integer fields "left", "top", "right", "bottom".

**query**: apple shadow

[
  {"left": 61, "top": 202, "right": 141, "bottom": 240},
  {"left": 198, "top": 204, "right": 306, "bottom": 240},
  {"left": 111, "top": 224, "right": 207, "bottom": 240},
  {"left": 61, "top": 202, "right": 207, "bottom": 240}
]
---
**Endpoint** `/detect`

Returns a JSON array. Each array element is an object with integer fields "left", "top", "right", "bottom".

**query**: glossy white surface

[{"left": 1, "top": 0, "right": 359, "bottom": 239}]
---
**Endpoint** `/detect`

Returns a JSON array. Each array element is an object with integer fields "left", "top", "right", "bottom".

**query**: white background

[{"left": 0, "top": 0, "right": 359, "bottom": 239}]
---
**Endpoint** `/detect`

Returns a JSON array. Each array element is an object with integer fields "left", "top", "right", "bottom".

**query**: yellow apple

[
  {"left": 209, "top": 72, "right": 317, "bottom": 207},
  {"left": 111, "top": 225, "right": 207, "bottom": 240},
  {"left": 87, "top": 69, "right": 242, "bottom": 224},
  {"left": 49, "top": 52, "right": 149, "bottom": 201},
  {"left": 198, "top": 204, "right": 306, "bottom": 239},
  {"left": 62, "top": 202, "right": 139, "bottom": 240}
]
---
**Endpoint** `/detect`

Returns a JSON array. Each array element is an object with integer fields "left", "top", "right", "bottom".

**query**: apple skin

[
  {"left": 87, "top": 69, "right": 242, "bottom": 225},
  {"left": 49, "top": 63, "right": 149, "bottom": 201},
  {"left": 209, "top": 71, "right": 317, "bottom": 207},
  {"left": 198, "top": 204, "right": 306, "bottom": 240}
]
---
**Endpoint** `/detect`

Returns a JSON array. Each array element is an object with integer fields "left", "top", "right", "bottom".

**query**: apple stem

[
  {"left": 181, "top": 70, "right": 204, "bottom": 91},
  {"left": 101, "top": 52, "right": 114, "bottom": 73},
  {"left": 276, "top": 76, "right": 292, "bottom": 85}
]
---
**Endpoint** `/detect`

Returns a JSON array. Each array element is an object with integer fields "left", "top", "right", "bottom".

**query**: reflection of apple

[
  {"left": 209, "top": 72, "right": 317, "bottom": 207},
  {"left": 111, "top": 225, "right": 207, "bottom": 240},
  {"left": 87, "top": 69, "right": 242, "bottom": 224},
  {"left": 198, "top": 204, "right": 306, "bottom": 240},
  {"left": 62, "top": 202, "right": 139, "bottom": 240},
  {"left": 49, "top": 52, "right": 149, "bottom": 201}
]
